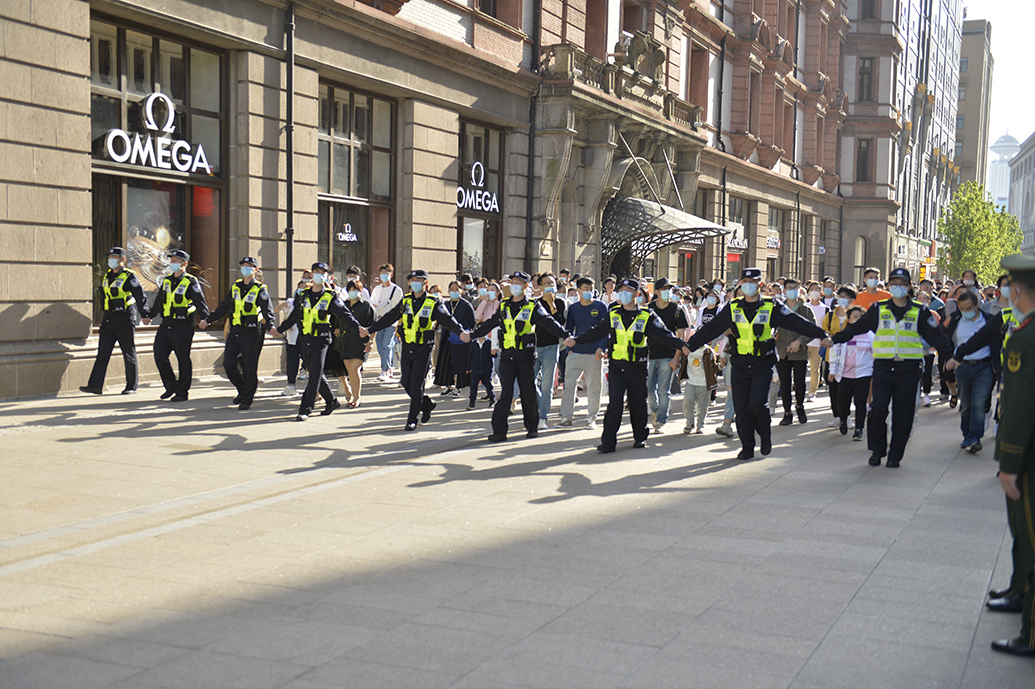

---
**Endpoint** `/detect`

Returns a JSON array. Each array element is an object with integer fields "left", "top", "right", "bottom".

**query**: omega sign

[
  {"left": 104, "top": 93, "right": 213, "bottom": 175},
  {"left": 456, "top": 161, "right": 500, "bottom": 213}
]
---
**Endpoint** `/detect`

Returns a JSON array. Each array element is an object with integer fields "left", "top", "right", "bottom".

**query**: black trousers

[
  {"left": 298, "top": 336, "right": 335, "bottom": 415},
  {"left": 492, "top": 355, "right": 538, "bottom": 436},
  {"left": 922, "top": 353, "right": 935, "bottom": 395},
  {"left": 837, "top": 375, "right": 871, "bottom": 429},
  {"left": 827, "top": 377, "right": 839, "bottom": 417},
  {"left": 87, "top": 317, "right": 137, "bottom": 390},
  {"left": 401, "top": 344, "right": 434, "bottom": 425},
  {"left": 730, "top": 362, "right": 773, "bottom": 452},
  {"left": 776, "top": 358, "right": 807, "bottom": 413},
  {"left": 154, "top": 325, "right": 195, "bottom": 396},
  {"left": 868, "top": 360, "right": 921, "bottom": 462},
  {"left": 601, "top": 360, "right": 649, "bottom": 448},
  {"left": 224, "top": 328, "right": 264, "bottom": 405}
]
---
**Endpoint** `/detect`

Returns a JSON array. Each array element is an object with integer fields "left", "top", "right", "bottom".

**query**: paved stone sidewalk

[{"left": 0, "top": 373, "right": 1030, "bottom": 688}]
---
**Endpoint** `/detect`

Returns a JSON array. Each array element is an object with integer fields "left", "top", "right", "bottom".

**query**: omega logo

[
  {"left": 336, "top": 223, "right": 358, "bottom": 243},
  {"left": 456, "top": 160, "right": 500, "bottom": 213},
  {"left": 104, "top": 92, "right": 213, "bottom": 175}
]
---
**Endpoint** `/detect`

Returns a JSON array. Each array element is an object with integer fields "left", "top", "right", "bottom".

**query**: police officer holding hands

[
  {"left": 566, "top": 278, "right": 689, "bottom": 453},
  {"left": 684, "top": 267, "right": 830, "bottom": 460},
  {"left": 363, "top": 269, "right": 470, "bottom": 431},
  {"left": 200, "top": 257, "right": 275, "bottom": 410},
  {"left": 80, "top": 247, "right": 148, "bottom": 395},
  {"left": 145, "top": 249, "right": 209, "bottom": 402}
]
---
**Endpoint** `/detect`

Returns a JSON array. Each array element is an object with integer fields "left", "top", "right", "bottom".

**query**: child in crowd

[{"left": 828, "top": 305, "right": 874, "bottom": 440}]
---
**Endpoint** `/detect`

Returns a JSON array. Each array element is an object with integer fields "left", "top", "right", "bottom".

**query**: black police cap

[
  {"left": 107, "top": 246, "right": 126, "bottom": 257},
  {"left": 620, "top": 278, "right": 640, "bottom": 291},
  {"left": 168, "top": 249, "right": 190, "bottom": 261},
  {"left": 408, "top": 269, "right": 429, "bottom": 281},
  {"left": 742, "top": 267, "right": 762, "bottom": 280},
  {"left": 510, "top": 271, "right": 531, "bottom": 283},
  {"left": 311, "top": 262, "right": 330, "bottom": 272},
  {"left": 888, "top": 267, "right": 911, "bottom": 282},
  {"left": 239, "top": 256, "right": 258, "bottom": 266}
]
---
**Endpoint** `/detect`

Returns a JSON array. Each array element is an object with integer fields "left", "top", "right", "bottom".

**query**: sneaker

[
  {"left": 923, "top": 394, "right": 932, "bottom": 407},
  {"left": 716, "top": 424, "right": 734, "bottom": 437},
  {"left": 297, "top": 371, "right": 308, "bottom": 381},
  {"left": 683, "top": 427, "right": 694, "bottom": 435},
  {"left": 558, "top": 418, "right": 573, "bottom": 428},
  {"left": 466, "top": 401, "right": 476, "bottom": 411},
  {"left": 440, "top": 386, "right": 454, "bottom": 396},
  {"left": 538, "top": 419, "right": 548, "bottom": 431},
  {"left": 967, "top": 441, "right": 983, "bottom": 454},
  {"left": 450, "top": 388, "right": 461, "bottom": 398},
  {"left": 694, "top": 427, "right": 704, "bottom": 435},
  {"left": 282, "top": 385, "right": 297, "bottom": 397},
  {"left": 839, "top": 420, "right": 848, "bottom": 435},
  {"left": 847, "top": 418, "right": 855, "bottom": 429},
  {"left": 652, "top": 421, "right": 664, "bottom": 433},
  {"left": 852, "top": 428, "right": 864, "bottom": 441},
  {"left": 586, "top": 420, "right": 597, "bottom": 430},
  {"left": 828, "top": 417, "right": 841, "bottom": 428}
]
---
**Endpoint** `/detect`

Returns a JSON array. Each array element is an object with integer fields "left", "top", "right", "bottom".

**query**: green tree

[{"left": 937, "top": 181, "right": 1022, "bottom": 283}]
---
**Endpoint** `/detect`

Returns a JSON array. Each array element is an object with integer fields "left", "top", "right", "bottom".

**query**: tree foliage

[{"left": 937, "top": 181, "right": 1022, "bottom": 283}]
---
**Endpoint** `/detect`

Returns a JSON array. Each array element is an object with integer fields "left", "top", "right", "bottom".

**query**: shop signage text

[
  {"left": 456, "top": 162, "right": 499, "bottom": 214},
  {"left": 726, "top": 222, "right": 748, "bottom": 250},
  {"left": 104, "top": 93, "right": 213, "bottom": 175},
  {"left": 336, "top": 223, "right": 358, "bottom": 243}
]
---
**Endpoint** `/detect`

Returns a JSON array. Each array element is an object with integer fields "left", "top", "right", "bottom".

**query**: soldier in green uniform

[{"left": 987, "top": 254, "right": 1035, "bottom": 657}]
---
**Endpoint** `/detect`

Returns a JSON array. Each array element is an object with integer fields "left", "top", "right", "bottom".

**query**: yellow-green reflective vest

[
  {"left": 301, "top": 291, "right": 334, "bottom": 336},
  {"left": 162, "top": 274, "right": 197, "bottom": 319},
  {"left": 501, "top": 300, "right": 536, "bottom": 350},
  {"left": 102, "top": 269, "right": 136, "bottom": 312},
  {"left": 231, "top": 280, "right": 264, "bottom": 327},
  {"left": 873, "top": 302, "right": 923, "bottom": 359},
  {"left": 730, "top": 299, "right": 774, "bottom": 356},
  {"left": 401, "top": 293, "right": 437, "bottom": 344},
  {"left": 610, "top": 309, "right": 650, "bottom": 361}
]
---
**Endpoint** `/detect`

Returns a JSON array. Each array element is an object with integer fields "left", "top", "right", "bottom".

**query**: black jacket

[
  {"left": 207, "top": 279, "right": 276, "bottom": 332},
  {"left": 99, "top": 268, "right": 148, "bottom": 325},
  {"left": 944, "top": 310, "right": 1004, "bottom": 375},
  {"left": 368, "top": 293, "right": 465, "bottom": 347},
  {"left": 832, "top": 298, "right": 953, "bottom": 360},
  {"left": 577, "top": 305, "right": 686, "bottom": 364},
  {"left": 148, "top": 272, "right": 210, "bottom": 326},
  {"left": 279, "top": 287, "right": 361, "bottom": 343},
  {"left": 471, "top": 297, "right": 570, "bottom": 360}
]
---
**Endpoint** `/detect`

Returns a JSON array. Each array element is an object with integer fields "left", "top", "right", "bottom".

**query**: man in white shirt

[
  {"left": 370, "top": 263, "right": 403, "bottom": 381},
  {"left": 805, "top": 285, "right": 829, "bottom": 399}
]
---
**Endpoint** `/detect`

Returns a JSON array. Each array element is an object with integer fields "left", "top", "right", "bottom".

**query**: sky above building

[{"left": 974, "top": 1, "right": 1035, "bottom": 149}]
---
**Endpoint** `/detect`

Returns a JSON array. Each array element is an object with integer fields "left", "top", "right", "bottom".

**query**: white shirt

[
  {"left": 371, "top": 282, "right": 403, "bottom": 321},
  {"left": 954, "top": 313, "right": 992, "bottom": 361},
  {"left": 686, "top": 346, "right": 709, "bottom": 387},
  {"left": 806, "top": 301, "right": 828, "bottom": 346}
]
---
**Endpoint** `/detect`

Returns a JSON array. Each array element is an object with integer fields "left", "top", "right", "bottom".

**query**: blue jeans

[
  {"left": 955, "top": 358, "right": 994, "bottom": 445},
  {"left": 647, "top": 358, "right": 675, "bottom": 424},
  {"left": 375, "top": 327, "right": 396, "bottom": 373},
  {"left": 534, "top": 344, "right": 559, "bottom": 421}
]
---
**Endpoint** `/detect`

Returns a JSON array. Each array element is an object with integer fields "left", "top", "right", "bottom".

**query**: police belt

[{"left": 959, "top": 357, "right": 991, "bottom": 365}]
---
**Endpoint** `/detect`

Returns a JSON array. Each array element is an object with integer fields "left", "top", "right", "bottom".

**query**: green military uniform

[{"left": 992, "top": 254, "right": 1035, "bottom": 656}]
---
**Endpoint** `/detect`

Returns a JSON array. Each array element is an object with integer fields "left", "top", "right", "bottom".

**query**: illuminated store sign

[
  {"left": 104, "top": 93, "right": 213, "bottom": 175},
  {"left": 456, "top": 161, "right": 499, "bottom": 213}
]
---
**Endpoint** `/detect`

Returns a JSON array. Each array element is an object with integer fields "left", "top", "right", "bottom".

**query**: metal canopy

[{"left": 601, "top": 195, "right": 729, "bottom": 271}]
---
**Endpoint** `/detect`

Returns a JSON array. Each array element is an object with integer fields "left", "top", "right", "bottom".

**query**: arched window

[{"left": 853, "top": 236, "right": 868, "bottom": 285}]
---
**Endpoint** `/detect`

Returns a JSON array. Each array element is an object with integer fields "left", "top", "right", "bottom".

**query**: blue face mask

[
  {"left": 380, "top": 273, "right": 391, "bottom": 283},
  {"left": 889, "top": 285, "right": 909, "bottom": 300},
  {"left": 449, "top": 290, "right": 461, "bottom": 300},
  {"left": 740, "top": 282, "right": 759, "bottom": 297},
  {"left": 581, "top": 291, "right": 593, "bottom": 301},
  {"left": 635, "top": 295, "right": 645, "bottom": 306},
  {"left": 961, "top": 309, "right": 977, "bottom": 320},
  {"left": 866, "top": 278, "right": 879, "bottom": 289},
  {"left": 478, "top": 287, "right": 488, "bottom": 297},
  {"left": 510, "top": 284, "right": 525, "bottom": 298},
  {"left": 348, "top": 290, "right": 360, "bottom": 301},
  {"left": 617, "top": 291, "right": 634, "bottom": 305},
  {"left": 1001, "top": 286, "right": 1011, "bottom": 299},
  {"left": 312, "top": 274, "right": 326, "bottom": 286},
  {"left": 823, "top": 287, "right": 834, "bottom": 296},
  {"left": 295, "top": 289, "right": 304, "bottom": 297},
  {"left": 837, "top": 297, "right": 851, "bottom": 309},
  {"left": 660, "top": 290, "right": 672, "bottom": 302},
  {"left": 487, "top": 290, "right": 497, "bottom": 300},
  {"left": 706, "top": 296, "right": 717, "bottom": 307},
  {"left": 785, "top": 288, "right": 799, "bottom": 300},
  {"left": 544, "top": 286, "right": 557, "bottom": 294},
  {"left": 240, "top": 266, "right": 255, "bottom": 278},
  {"left": 410, "top": 281, "right": 424, "bottom": 293},
  {"left": 108, "top": 258, "right": 120, "bottom": 270}
]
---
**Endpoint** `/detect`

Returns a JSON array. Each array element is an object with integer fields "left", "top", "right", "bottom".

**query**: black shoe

[
  {"left": 949, "top": 395, "right": 958, "bottom": 408},
  {"left": 404, "top": 422, "right": 417, "bottom": 431},
  {"left": 779, "top": 413, "right": 793, "bottom": 426},
  {"left": 797, "top": 407, "right": 807, "bottom": 424},
  {"left": 320, "top": 399, "right": 341, "bottom": 416},
  {"left": 481, "top": 394, "right": 491, "bottom": 401},
  {"left": 239, "top": 403, "right": 251, "bottom": 411},
  {"left": 487, "top": 433, "right": 507, "bottom": 443},
  {"left": 466, "top": 402, "right": 476, "bottom": 411},
  {"left": 760, "top": 438, "right": 772, "bottom": 456},
  {"left": 991, "top": 637, "right": 1035, "bottom": 656},
  {"left": 990, "top": 587, "right": 1014, "bottom": 599},
  {"left": 886, "top": 458, "right": 900, "bottom": 468},
  {"left": 839, "top": 420, "right": 848, "bottom": 435},
  {"left": 295, "top": 413, "right": 309, "bottom": 422},
  {"left": 169, "top": 394, "right": 188, "bottom": 402},
  {"left": 79, "top": 386, "right": 103, "bottom": 395},
  {"left": 967, "top": 441, "right": 983, "bottom": 454},
  {"left": 736, "top": 449, "right": 754, "bottom": 461},
  {"left": 160, "top": 390, "right": 175, "bottom": 400},
  {"left": 487, "top": 398, "right": 496, "bottom": 408},
  {"left": 440, "top": 386, "right": 454, "bottom": 396},
  {"left": 987, "top": 593, "right": 1024, "bottom": 613},
  {"left": 868, "top": 453, "right": 883, "bottom": 466},
  {"left": 597, "top": 444, "right": 616, "bottom": 453},
  {"left": 852, "top": 428, "right": 864, "bottom": 441},
  {"left": 232, "top": 395, "right": 242, "bottom": 404},
  {"left": 526, "top": 429, "right": 538, "bottom": 439},
  {"left": 121, "top": 388, "right": 136, "bottom": 395},
  {"left": 422, "top": 400, "right": 437, "bottom": 423},
  {"left": 633, "top": 440, "right": 646, "bottom": 449}
]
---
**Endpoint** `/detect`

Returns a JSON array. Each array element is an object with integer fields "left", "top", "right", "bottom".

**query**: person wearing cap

[
  {"left": 272, "top": 262, "right": 362, "bottom": 421},
  {"left": 80, "top": 247, "right": 149, "bottom": 395},
  {"left": 773, "top": 277, "right": 816, "bottom": 426},
  {"left": 144, "top": 249, "right": 209, "bottom": 402},
  {"left": 469, "top": 271, "right": 571, "bottom": 442},
  {"left": 362, "top": 269, "right": 470, "bottom": 431},
  {"left": 985, "top": 253, "right": 1035, "bottom": 656},
  {"left": 645, "top": 277, "right": 689, "bottom": 434},
  {"left": 199, "top": 257, "right": 275, "bottom": 410},
  {"left": 683, "top": 267, "right": 830, "bottom": 460},
  {"left": 565, "top": 278, "right": 689, "bottom": 453},
  {"left": 832, "top": 267, "right": 955, "bottom": 467}
]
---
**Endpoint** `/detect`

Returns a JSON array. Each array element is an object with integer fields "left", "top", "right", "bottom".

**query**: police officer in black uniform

[
  {"left": 469, "top": 271, "right": 571, "bottom": 442},
  {"left": 145, "top": 249, "right": 209, "bottom": 402},
  {"left": 364, "top": 269, "right": 470, "bottom": 431},
  {"left": 273, "top": 262, "right": 362, "bottom": 421},
  {"left": 200, "top": 257, "right": 275, "bottom": 410},
  {"left": 567, "top": 278, "right": 689, "bottom": 453},
  {"left": 80, "top": 247, "right": 148, "bottom": 395},
  {"left": 684, "top": 267, "right": 829, "bottom": 460}
]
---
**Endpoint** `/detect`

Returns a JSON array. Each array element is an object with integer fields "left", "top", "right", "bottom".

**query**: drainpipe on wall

[
  {"left": 285, "top": 2, "right": 296, "bottom": 294},
  {"left": 524, "top": 0, "right": 542, "bottom": 270},
  {"left": 837, "top": 183, "right": 844, "bottom": 283}
]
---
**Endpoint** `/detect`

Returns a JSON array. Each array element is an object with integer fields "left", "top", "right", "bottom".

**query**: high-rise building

[
  {"left": 1009, "top": 133, "right": 1035, "bottom": 256},
  {"left": 989, "top": 134, "right": 1020, "bottom": 211},
  {"left": 956, "top": 19, "right": 993, "bottom": 188},
  {"left": 840, "top": 0, "right": 964, "bottom": 282}
]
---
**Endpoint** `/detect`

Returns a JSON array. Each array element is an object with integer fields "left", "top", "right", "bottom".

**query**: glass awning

[{"left": 601, "top": 195, "right": 729, "bottom": 269}]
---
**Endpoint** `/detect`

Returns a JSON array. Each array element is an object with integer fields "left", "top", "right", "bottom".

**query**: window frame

[{"left": 857, "top": 57, "right": 874, "bottom": 103}]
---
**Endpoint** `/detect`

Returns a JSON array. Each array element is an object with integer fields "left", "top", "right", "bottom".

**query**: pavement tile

[
  {"left": 0, "top": 651, "right": 142, "bottom": 689},
  {"left": 300, "top": 657, "right": 457, "bottom": 689},
  {"left": 495, "top": 631, "right": 659, "bottom": 675},
  {"left": 460, "top": 657, "right": 625, "bottom": 689},
  {"left": 113, "top": 649, "right": 308, "bottom": 689}
]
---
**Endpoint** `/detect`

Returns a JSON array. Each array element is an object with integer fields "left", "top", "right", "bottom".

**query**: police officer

[
  {"left": 200, "top": 257, "right": 275, "bottom": 410},
  {"left": 80, "top": 247, "right": 148, "bottom": 395},
  {"left": 987, "top": 254, "right": 1035, "bottom": 656},
  {"left": 565, "top": 279, "right": 688, "bottom": 453},
  {"left": 469, "top": 271, "right": 570, "bottom": 442},
  {"left": 273, "top": 263, "right": 361, "bottom": 421},
  {"left": 684, "top": 267, "right": 829, "bottom": 460},
  {"left": 363, "top": 270, "right": 470, "bottom": 431},
  {"left": 832, "top": 267, "right": 954, "bottom": 467},
  {"left": 145, "top": 249, "right": 209, "bottom": 402}
]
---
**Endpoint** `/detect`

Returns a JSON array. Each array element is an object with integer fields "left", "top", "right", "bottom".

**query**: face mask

[
  {"left": 380, "top": 273, "right": 391, "bottom": 283},
  {"left": 837, "top": 297, "right": 851, "bottom": 309},
  {"left": 465, "top": 283, "right": 473, "bottom": 290},
  {"left": 866, "top": 278, "right": 878, "bottom": 289},
  {"left": 581, "top": 291, "right": 593, "bottom": 301},
  {"left": 617, "top": 291, "right": 634, "bottom": 305},
  {"left": 785, "top": 288, "right": 799, "bottom": 300},
  {"left": 809, "top": 291, "right": 821, "bottom": 300},
  {"left": 706, "top": 296, "right": 717, "bottom": 307},
  {"left": 963, "top": 279, "right": 975, "bottom": 287},
  {"left": 740, "top": 282, "right": 758, "bottom": 297},
  {"left": 241, "top": 266, "right": 255, "bottom": 278},
  {"left": 108, "top": 258, "right": 120, "bottom": 270},
  {"left": 961, "top": 309, "right": 977, "bottom": 320},
  {"left": 487, "top": 290, "right": 497, "bottom": 300},
  {"left": 347, "top": 276, "right": 358, "bottom": 283},
  {"left": 544, "top": 286, "right": 557, "bottom": 294},
  {"left": 312, "top": 273, "right": 325, "bottom": 286},
  {"left": 410, "top": 281, "right": 424, "bottom": 293},
  {"left": 635, "top": 295, "right": 644, "bottom": 306},
  {"left": 823, "top": 287, "right": 833, "bottom": 296},
  {"left": 889, "top": 285, "right": 909, "bottom": 300},
  {"left": 168, "top": 262, "right": 183, "bottom": 275},
  {"left": 660, "top": 290, "right": 671, "bottom": 302},
  {"left": 478, "top": 287, "right": 488, "bottom": 297},
  {"left": 449, "top": 290, "right": 460, "bottom": 300},
  {"left": 568, "top": 295, "right": 578, "bottom": 303},
  {"left": 295, "top": 289, "right": 304, "bottom": 297},
  {"left": 510, "top": 284, "right": 525, "bottom": 297},
  {"left": 348, "top": 290, "right": 360, "bottom": 300},
  {"left": 1001, "top": 286, "right": 1011, "bottom": 299}
]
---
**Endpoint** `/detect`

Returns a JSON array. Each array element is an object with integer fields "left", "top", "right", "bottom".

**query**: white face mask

[{"left": 809, "top": 291, "right": 821, "bottom": 301}]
